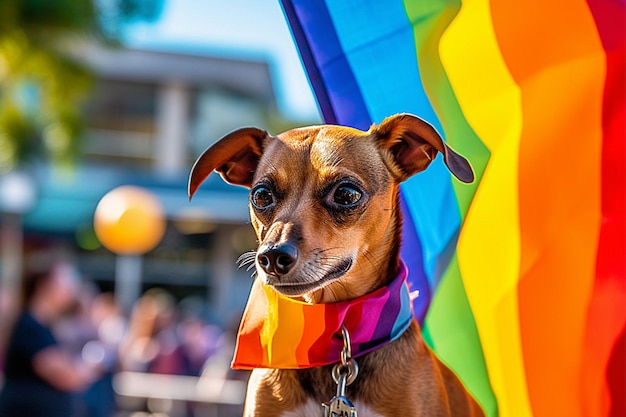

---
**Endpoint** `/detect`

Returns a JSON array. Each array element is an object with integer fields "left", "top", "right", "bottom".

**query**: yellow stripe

[
  {"left": 262, "top": 285, "right": 304, "bottom": 366},
  {"left": 260, "top": 286, "right": 279, "bottom": 365},
  {"left": 440, "top": 2, "right": 532, "bottom": 417}
]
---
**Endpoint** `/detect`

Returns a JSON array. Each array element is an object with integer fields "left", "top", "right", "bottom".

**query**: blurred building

[{"left": 17, "top": 43, "right": 303, "bottom": 326}]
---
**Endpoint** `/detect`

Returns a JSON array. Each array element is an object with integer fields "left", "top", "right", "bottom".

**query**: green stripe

[
  {"left": 424, "top": 256, "right": 498, "bottom": 416},
  {"left": 404, "top": 0, "right": 496, "bottom": 414}
]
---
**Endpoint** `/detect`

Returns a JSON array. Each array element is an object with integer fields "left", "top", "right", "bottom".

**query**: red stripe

[
  {"left": 296, "top": 303, "right": 326, "bottom": 365},
  {"left": 584, "top": 1, "right": 626, "bottom": 415},
  {"left": 308, "top": 304, "right": 341, "bottom": 366}
]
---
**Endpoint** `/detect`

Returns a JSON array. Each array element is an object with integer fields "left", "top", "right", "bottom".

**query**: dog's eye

[
  {"left": 332, "top": 184, "right": 362, "bottom": 207},
  {"left": 251, "top": 186, "right": 275, "bottom": 209}
]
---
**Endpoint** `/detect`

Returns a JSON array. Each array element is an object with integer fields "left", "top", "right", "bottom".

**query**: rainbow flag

[{"left": 279, "top": 1, "right": 625, "bottom": 416}]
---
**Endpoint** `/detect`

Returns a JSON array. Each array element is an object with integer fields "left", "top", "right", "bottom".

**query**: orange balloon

[{"left": 94, "top": 186, "right": 166, "bottom": 255}]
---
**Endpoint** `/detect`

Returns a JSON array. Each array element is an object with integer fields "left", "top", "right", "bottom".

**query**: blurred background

[{"left": 0, "top": 1, "right": 321, "bottom": 416}]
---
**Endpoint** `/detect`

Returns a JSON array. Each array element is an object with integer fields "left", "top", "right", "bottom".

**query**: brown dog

[{"left": 188, "top": 114, "right": 484, "bottom": 417}]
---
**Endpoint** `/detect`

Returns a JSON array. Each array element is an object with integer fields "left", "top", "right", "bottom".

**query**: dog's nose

[{"left": 257, "top": 242, "right": 298, "bottom": 275}]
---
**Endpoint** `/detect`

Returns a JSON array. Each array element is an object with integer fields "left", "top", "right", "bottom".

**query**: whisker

[{"left": 237, "top": 251, "right": 257, "bottom": 269}]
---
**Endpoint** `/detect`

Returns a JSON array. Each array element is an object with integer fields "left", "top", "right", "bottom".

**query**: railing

[{"left": 113, "top": 371, "right": 247, "bottom": 417}]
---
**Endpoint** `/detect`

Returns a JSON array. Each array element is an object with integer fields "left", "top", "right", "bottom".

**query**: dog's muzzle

[{"left": 256, "top": 241, "right": 298, "bottom": 276}]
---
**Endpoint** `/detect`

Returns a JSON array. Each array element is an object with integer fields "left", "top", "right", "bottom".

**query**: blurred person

[
  {"left": 77, "top": 293, "right": 123, "bottom": 417},
  {"left": 121, "top": 288, "right": 191, "bottom": 376},
  {"left": 57, "top": 289, "right": 122, "bottom": 417},
  {"left": 90, "top": 292, "right": 127, "bottom": 360},
  {"left": 176, "top": 297, "right": 219, "bottom": 374},
  {"left": 177, "top": 310, "right": 222, "bottom": 376},
  {"left": 120, "top": 288, "right": 191, "bottom": 375},
  {"left": 56, "top": 281, "right": 100, "bottom": 349},
  {"left": 0, "top": 252, "right": 102, "bottom": 417},
  {"left": 144, "top": 289, "right": 183, "bottom": 375},
  {"left": 118, "top": 291, "right": 161, "bottom": 372}
]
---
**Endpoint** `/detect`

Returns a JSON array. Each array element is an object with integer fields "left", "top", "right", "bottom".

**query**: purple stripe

[
  {"left": 400, "top": 193, "right": 430, "bottom": 324},
  {"left": 367, "top": 285, "right": 401, "bottom": 344},
  {"left": 279, "top": 0, "right": 371, "bottom": 128},
  {"left": 326, "top": 305, "right": 348, "bottom": 363},
  {"left": 356, "top": 265, "right": 410, "bottom": 353},
  {"left": 352, "top": 289, "right": 391, "bottom": 353}
]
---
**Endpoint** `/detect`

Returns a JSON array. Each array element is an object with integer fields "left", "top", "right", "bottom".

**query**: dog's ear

[
  {"left": 373, "top": 113, "right": 474, "bottom": 183},
  {"left": 188, "top": 127, "right": 268, "bottom": 199}
]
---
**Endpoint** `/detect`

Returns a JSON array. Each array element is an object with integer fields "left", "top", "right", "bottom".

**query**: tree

[{"left": 0, "top": 0, "right": 162, "bottom": 172}]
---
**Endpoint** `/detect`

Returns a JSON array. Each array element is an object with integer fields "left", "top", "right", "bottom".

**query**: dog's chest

[{"left": 278, "top": 399, "right": 384, "bottom": 417}]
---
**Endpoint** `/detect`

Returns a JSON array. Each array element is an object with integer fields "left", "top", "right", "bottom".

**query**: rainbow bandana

[{"left": 232, "top": 262, "right": 414, "bottom": 370}]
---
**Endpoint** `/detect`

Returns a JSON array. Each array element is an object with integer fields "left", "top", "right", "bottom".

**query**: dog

[{"left": 188, "top": 113, "right": 485, "bottom": 417}]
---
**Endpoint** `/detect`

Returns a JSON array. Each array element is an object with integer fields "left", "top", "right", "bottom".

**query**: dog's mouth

[{"left": 269, "top": 257, "right": 353, "bottom": 297}]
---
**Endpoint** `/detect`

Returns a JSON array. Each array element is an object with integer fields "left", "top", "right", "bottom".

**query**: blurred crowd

[{"left": 0, "top": 249, "right": 242, "bottom": 417}]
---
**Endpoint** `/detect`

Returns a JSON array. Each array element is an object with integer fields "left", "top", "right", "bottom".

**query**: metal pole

[
  {"left": 0, "top": 212, "right": 23, "bottom": 302},
  {"left": 115, "top": 254, "right": 143, "bottom": 314},
  {"left": 0, "top": 212, "right": 22, "bottom": 355}
]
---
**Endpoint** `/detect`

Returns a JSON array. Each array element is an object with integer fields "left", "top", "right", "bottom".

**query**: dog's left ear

[
  {"left": 188, "top": 127, "right": 268, "bottom": 200},
  {"left": 373, "top": 113, "right": 474, "bottom": 183}
]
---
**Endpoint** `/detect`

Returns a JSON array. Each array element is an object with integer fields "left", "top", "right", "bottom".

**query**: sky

[{"left": 125, "top": 0, "right": 321, "bottom": 122}]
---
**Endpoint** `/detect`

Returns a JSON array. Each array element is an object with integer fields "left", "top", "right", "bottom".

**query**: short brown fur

[{"left": 189, "top": 114, "right": 483, "bottom": 416}]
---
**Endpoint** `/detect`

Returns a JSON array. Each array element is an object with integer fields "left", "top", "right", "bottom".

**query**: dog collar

[{"left": 231, "top": 262, "right": 414, "bottom": 370}]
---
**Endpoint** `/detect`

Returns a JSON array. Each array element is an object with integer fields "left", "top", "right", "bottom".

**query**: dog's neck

[{"left": 303, "top": 191, "right": 404, "bottom": 304}]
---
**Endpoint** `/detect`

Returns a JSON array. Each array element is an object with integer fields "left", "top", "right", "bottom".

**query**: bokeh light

[{"left": 94, "top": 185, "right": 166, "bottom": 255}]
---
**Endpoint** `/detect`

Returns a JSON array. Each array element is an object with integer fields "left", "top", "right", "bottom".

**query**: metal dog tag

[
  {"left": 323, "top": 395, "right": 357, "bottom": 417},
  {"left": 322, "top": 370, "right": 357, "bottom": 417}
]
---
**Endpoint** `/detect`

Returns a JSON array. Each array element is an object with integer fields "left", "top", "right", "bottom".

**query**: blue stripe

[
  {"left": 391, "top": 278, "right": 413, "bottom": 340},
  {"left": 401, "top": 164, "right": 461, "bottom": 288},
  {"left": 322, "top": 0, "right": 442, "bottom": 131}
]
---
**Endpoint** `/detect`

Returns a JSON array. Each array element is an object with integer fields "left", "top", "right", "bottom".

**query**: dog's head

[{"left": 189, "top": 114, "right": 473, "bottom": 303}]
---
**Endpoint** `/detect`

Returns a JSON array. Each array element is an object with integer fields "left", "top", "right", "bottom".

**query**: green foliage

[{"left": 0, "top": 0, "right": 163, "bottom": 172}]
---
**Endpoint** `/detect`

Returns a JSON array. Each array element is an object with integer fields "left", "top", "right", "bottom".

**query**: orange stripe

[
  {"left": 295, "top": 304, "right": 327, "bottom": 365},
  {"left": 491, "top": 1, "right": 605, "bottom": 415}
]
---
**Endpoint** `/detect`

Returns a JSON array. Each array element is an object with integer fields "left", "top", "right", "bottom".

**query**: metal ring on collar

[{"left": 332, "top": 358, "right": 359, "bottom": 386}]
